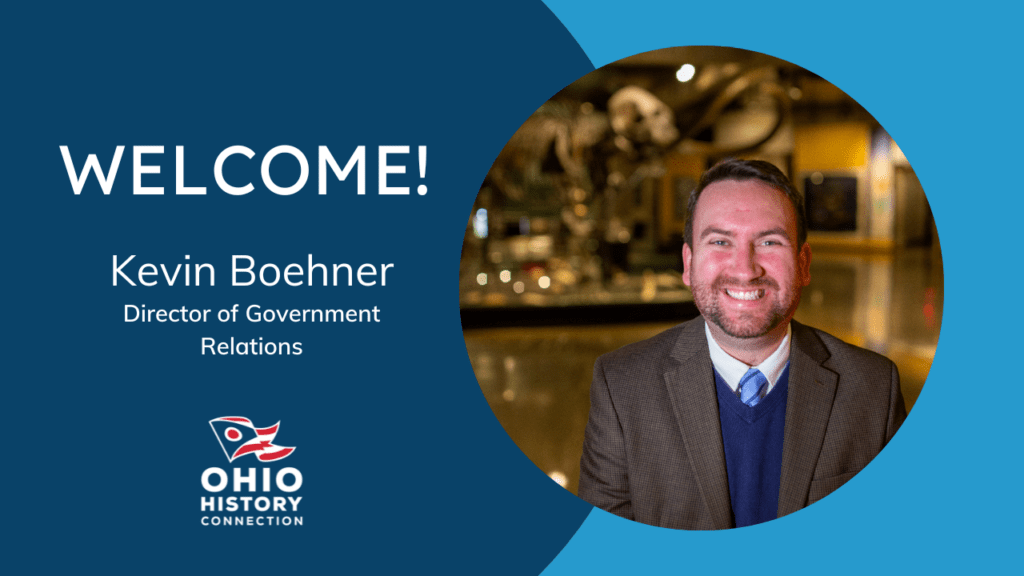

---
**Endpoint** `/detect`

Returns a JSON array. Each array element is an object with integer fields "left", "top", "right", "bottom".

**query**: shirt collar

[{"left": 704, "top": 321, "right": 791, "bottom": 395}]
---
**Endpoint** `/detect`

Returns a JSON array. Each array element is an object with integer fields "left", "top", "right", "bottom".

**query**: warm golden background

[{"left": 461, "top": 47, "right": 941, "bottom": 495}]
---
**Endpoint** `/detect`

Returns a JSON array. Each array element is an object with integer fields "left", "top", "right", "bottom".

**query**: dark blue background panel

[{"left": 3, "top": 1, "right": 593, "bottom": 574}]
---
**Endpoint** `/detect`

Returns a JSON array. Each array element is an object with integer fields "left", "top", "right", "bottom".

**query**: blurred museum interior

[{"left": 460, "top": 47, "right": 941, "bottom": 495}]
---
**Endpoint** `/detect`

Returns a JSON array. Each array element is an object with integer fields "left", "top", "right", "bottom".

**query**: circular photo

[{"left": 461, "top": 47, "right": 940, "bottom": 529}]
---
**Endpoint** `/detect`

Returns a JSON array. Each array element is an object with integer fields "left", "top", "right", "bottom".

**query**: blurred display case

[
  {"left": 459, "top": 206, "right": 696, "bottom": 327},
  {"left": 460, "top": 46, "right": 931, "bottom": 329}
]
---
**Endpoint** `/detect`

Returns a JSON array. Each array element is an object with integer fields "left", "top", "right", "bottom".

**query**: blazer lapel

[
  {"left": 777, "top": 320, "right": 839, "bottom": 517},
  {"left": 663, "top": 318, "right": 733, "bottom": 530}
]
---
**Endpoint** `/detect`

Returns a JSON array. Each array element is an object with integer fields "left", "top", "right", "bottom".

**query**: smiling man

[{"left": 579, "top": 159, "right": 906, "bottom": 529}]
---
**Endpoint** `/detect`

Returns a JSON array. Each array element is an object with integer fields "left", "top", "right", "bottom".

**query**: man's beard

[{"left": 691, "top": 275, "right": 796, "bottom": 339}]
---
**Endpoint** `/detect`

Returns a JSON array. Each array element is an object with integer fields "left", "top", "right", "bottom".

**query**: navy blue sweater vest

[{"left": 714, "top": 364, "right": 790, "bottom": 528}]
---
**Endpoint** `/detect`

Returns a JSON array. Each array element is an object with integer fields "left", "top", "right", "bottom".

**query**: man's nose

[{"left": 729, "top": 244, "right": 764, "bottom": 280}]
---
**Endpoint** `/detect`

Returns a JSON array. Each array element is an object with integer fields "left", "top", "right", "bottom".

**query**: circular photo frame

[{"left": 461, "top": 46, "right": 941, "bottom": 530}]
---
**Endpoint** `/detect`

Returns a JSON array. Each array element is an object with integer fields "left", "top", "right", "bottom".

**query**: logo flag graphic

[{"left": 210, "top": 416, "right": 295, "bottom": 462}]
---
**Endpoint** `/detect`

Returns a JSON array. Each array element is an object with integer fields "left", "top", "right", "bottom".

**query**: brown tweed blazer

[{"left": 578, "top": 316, "right": 906, "bottom": 530}]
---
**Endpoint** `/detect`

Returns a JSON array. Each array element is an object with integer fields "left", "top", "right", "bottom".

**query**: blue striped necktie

[{"left": 739, "top": 368, "right": 769, "bottom": 407}]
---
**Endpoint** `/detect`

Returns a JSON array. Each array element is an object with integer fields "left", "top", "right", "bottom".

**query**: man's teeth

[{"left": 726, "top": 289, "right": 764, "bottom": 300}]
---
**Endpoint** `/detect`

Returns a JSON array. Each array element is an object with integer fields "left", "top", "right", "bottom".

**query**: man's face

[{"left": 682, "top": 179, "right": 812, "bottom": 341}]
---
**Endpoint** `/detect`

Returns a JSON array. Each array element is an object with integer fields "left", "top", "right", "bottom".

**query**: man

[{"left": 578, "top": 159, "right": 906, "bottom": 530}]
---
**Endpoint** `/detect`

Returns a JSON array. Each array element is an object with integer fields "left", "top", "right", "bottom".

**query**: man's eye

[
  {"left": 762, "top": 240, "right": 782, "bottom": 246},
  {"left": 710, "top": 240, "right": 728, "bottom": 246}
]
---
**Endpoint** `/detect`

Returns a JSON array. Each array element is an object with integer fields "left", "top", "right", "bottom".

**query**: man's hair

[{"left": 684, "top": 158, "right": 807, "bottom": 248}]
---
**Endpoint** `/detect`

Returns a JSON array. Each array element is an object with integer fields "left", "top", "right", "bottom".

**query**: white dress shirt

[{"left": 705, "top": 322, "right": 792, "bottom": 398}]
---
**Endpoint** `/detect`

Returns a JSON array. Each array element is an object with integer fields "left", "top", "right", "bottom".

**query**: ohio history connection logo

[{"left": 201, "top": 416, "right": 303, "bottom": 527}]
